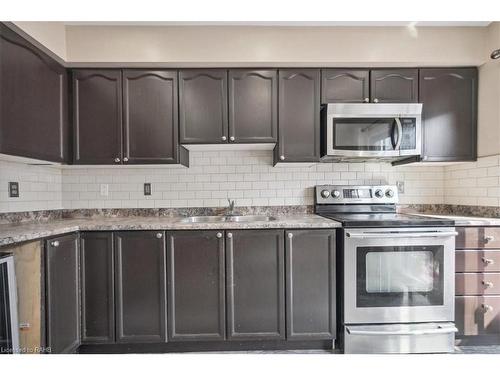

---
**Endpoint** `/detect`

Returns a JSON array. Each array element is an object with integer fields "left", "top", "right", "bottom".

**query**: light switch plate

[
  {"left": 100, "top": 184, "right": 109, "bottom": 197},
  {"left": 144, "top": 183, "right": 152, "bottom": 196},
  {"left": 8, "top": 182, "right": 19, "bottom": 198},
  {"left": 396, "top": 181, "right": 405, "bottom": 194}
]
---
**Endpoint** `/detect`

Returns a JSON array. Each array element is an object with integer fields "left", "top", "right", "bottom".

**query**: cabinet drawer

[
  {"left": 456, "top": 250, "right": 500, "bottom": 272},
  {"left": 455, "top": 296, "right": 500, "bottom": 336},
  {"left": 455, "top": 273, "right": 500, "bottom": 295},
  {"left": 456, "top": 227, "right": 500, "bottom": 249}
]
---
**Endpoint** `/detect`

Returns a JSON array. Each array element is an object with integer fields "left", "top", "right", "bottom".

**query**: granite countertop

[
  {"left": 412, "top": 213, "right": 500, "bottom": 226},
  {"left": 0, "top": 214, "right": 341, "bottom": 247}
]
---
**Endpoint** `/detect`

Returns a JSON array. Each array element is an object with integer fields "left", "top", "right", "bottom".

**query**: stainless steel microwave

[{"left": 322, "top": 103, "right": 422, "bottom": 161}]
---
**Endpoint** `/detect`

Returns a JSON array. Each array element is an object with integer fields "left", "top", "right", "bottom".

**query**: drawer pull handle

[
  {"left": 484, "top": 235, "right": 495, "bottom": 243},
  {"left": 482, "top": 304, "right": 494, "bottom": 313},
  {"left": 482, "top": 281, "right": 494, "bottom": 289},
  {"left": 156, "top": 233, "right": 163, "bottom": 239},
  {"left": 482, "top": 257, "right": 495, "bottom": 265}
]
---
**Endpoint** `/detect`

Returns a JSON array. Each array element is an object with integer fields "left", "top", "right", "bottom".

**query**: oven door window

[
  {"left": 332, "top": 118, "right": 399, "bottom": 151},
  {"left": 357, "top": 245, "right": 444, "bottom": 307}
]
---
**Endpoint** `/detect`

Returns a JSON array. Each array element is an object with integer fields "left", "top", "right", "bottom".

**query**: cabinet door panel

[
  {"left": 228, "top": 69, "right": 277, "bottom": 143},
  {"left": 370, "top": 69, "right": 418, "bottom": 103},
  {"left": 80, "top": 232, "right": 114, "bottom": 343},
  {"left": 46, "top": 234, "right": 80, "bottom": 353},
  {"left": 226, "top": 230, "right": 285, "bottom": 340},
  {"left": 179, "top": 69, "right": 228, "bottom": 144},
  {"left": 123, "top": 70, "right": 179, "bottom": 164},
  {"left": 286, "top": 230, "right": 336, "bottom": 340},
  {"left": 167, "top": 231, "right": 225, "bottom": 341},
  {"left": 114, "top": 231, "right": 166, "bottom": 343},
  {"left": 321, "top": 69, "right": 369, "bottom": 103},
  {"left": 277, "top": 69, "right": 320, "bottom": 163},
  {"left": 456, "top": 296, "right": 500, "bottom": 336},
  {"left": 419, "top": 68, "right": 477, "bottom": 162},
  {"left": 0, "top": 24, "right": 68, "bottom": 162},
  {"left": 73, "top": 69, "right": 122, "bottom": 164}
]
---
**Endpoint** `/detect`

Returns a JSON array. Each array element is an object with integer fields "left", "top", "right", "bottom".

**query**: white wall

[
  {"left": 13, "top": 22, "right": 67, "bottom": 60},
  {"left": 64, "top": 25, "right": 486, "bottom": 66}
]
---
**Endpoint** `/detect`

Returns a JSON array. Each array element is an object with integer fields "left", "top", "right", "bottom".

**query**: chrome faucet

[{"left": 227, "top": 199, "right": 236, "bottom": 216}]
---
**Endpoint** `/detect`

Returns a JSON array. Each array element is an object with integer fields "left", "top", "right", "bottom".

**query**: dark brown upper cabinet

[
  {"left": 419, "top": 68, "right": 477, "bottom": 162},
  {"left": 0, "top": 24, "right": 69, "bottom": 163},
  {"left": 80, "top": 232, "right": 115, "bottom": 344},
  {"left": 73, "top": 69, "right": 123, "bottom": 164},
  {"left": 228, "top": 69, "right": 278, "bottom": 143},
  {"left": 123, "top": 70, "right": 180, "bottom": 164},
  {"left": 370, "top": 69, "right": 418, "bottom": 103},
  {"left": 275, "top": 69, "right": 321, "bottom": 164},
  {"left": 114, "top": 231, "right": 166, "bottom": 343},
  {"left": 321, "top": 69, "right": 369, "bottom": 103},
  {"left": 179, "top": 69, "right": 228, "bottom": 144},
  {"left": 166, "top": 231, "right": 226, "bottom": 342},
  {"left": 45, "top": 233, "right": 80, "bottom": 354},
  {"left": 285, "top": 230, "right": 336, "bottom": 340},
  {"left": 226, "top": 230, "right": 285, "bottom": 340}
]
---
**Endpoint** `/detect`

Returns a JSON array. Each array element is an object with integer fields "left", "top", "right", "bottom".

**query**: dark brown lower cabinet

[
  {"left": 114, "top": 231, "right": 166, "bottom": 343},
  {"left": 226, "top": 230, "right": 285, "bottom": 340},
  {"left": 45, "top": 233, "right": 80, "bottom": 354},
  {"left": 285, "top": 230, "right": 336, "bottom": 340},
  {"left": 166, "top": 231, "right": 225, "bottom": 341},
  {"left": 80, "top": 232, "right": 114, "bottom": 343}
]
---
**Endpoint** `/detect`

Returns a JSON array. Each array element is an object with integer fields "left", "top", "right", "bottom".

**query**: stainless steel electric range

[{"left": 315, "top": 185, "right": 458, "bottom": 354}]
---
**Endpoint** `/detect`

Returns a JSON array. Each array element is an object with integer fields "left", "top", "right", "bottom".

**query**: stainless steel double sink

[{"left": 180, "top": 215, "right": 277, "bottom": 223}]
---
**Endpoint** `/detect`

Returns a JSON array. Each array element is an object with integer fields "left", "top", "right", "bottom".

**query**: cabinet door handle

[
  {"left": 51, "top": 240, "right": 59, "bottom": 247},
  {"left": 229, "top": 136, "right": 235, "bottom": 142},
  {"left": 280, "top": 155, "right": 285, "bottom": 161},
  {"left": 156, "top": 232, "right": 163, "bottom": 239},
  {"left": 287, "top": 233, "right": 293, "bottom": 239},
  {"left": 485, "top": 235, "right": 495, "bottom": 243},
  {"left": 227, "top": 232, "right": 233, "bottom": 239},
  {"left": 216, "top": 232, "right": 223, "bottom": 239},
  {"left": 482, "top": 257, "right": 495, "bottom": 265},
  {"left": 482, "top": 281, "right": 494, "bottom": 289},
  {"left": 482, "top": 304, "right": 494, "bottom": 313},
  {"left": 373, "top": 98, "right": 379, "bottom": 103},
  {"left": 114, "top": 158, "right": 121, "bottom": 163},
  {"left": 221, "top": 136, "right": 227, "bottom": 141},
  {"left": 363, "top": 97, "right": 369, "bottom": 103},
  {"left": 123, "top": 157, "right": 129, "bottom": 162}
]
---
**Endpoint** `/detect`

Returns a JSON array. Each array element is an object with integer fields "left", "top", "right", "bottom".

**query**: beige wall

[
  {"left": 13, "top": 21, "right": 67, "bottom": 60},
  {"left": 478, "top": 23, "right": 500, "bottom": 157},
  {"left": 64, "top": 25, "right": 486, "bottom": 66}
]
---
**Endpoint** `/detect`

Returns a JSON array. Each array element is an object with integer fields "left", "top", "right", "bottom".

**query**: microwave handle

[{"left": 394, "top": 117, "right": 403, "bottom": 150}]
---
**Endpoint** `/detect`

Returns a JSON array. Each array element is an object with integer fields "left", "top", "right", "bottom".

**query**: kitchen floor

[{"left": 195, "top": 346, "right": 500, "bottom": 354}]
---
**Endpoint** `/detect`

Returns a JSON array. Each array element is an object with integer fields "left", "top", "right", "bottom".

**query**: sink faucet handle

[{"left": 227, "top": 199, "right": 235, "bottom": 210}]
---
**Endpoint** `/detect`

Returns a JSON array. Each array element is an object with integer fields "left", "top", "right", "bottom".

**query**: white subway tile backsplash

[{"left": 7, "top": 151, "right": 500, "bottom": 213}]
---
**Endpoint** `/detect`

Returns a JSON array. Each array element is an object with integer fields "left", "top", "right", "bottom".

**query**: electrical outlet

[
  {"left": 100, "top": 184, "right": 109, "bottom": 197},
  {"left": 396, "top": 181, "right": 405, "bottom": 194},
  {"left": 144, "top": 183, "right": 152, "bottom": 196},
  {"left": 8, "top": 182, "right": 19, "bottom": 198}
]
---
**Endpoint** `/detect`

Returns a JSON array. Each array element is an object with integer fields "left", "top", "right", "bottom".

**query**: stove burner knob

[
  {"left": 320, "top": 190, "right": 330, "bottom": 198},
  {"left": 385, "top": 189, "right": 394, "bottom": 198},
  {"left": 332, "top": 190, "right": 341, "bottom": 198},
  {"left": 374, "top": 189, "right": 384, "bottom": 198}
]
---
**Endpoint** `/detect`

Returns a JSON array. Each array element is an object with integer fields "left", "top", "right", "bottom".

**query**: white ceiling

[{"left": 63, "top": 21, "right": 492, "bottom": 27}]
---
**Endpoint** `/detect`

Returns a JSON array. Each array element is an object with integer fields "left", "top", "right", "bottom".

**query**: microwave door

[{"left": 327, "top": 117, "right": 400, "bottom": 157}]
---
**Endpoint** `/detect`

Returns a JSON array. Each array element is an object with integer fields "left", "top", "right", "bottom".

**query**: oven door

[
  {"left": 343, "top": 227, "right": 456, "bottom": 324},
  {"left": 326, "top": 116, "right": 420, "bottom": 158}
]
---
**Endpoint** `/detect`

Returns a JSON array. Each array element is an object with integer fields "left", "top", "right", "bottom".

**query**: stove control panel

[{"left": 315, "top": 185, "right": 399, "bottom": 204}]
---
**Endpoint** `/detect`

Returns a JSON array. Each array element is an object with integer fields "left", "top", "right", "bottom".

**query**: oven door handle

[
  {"left": 345, "top": 231, "right": 458, "bottom": 239},
  {"left": 346, "top": 326, "right": 458, "bottom": 336}
]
